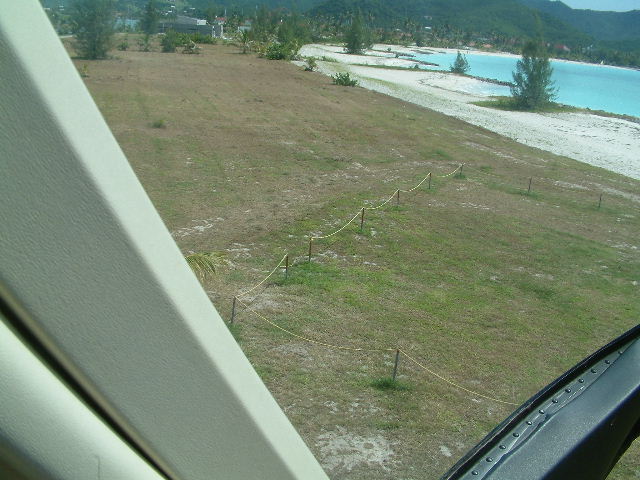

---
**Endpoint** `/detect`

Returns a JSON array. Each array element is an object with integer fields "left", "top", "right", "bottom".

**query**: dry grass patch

[{"left": 77, "top": 39, "right": 640, "bottom": 480}]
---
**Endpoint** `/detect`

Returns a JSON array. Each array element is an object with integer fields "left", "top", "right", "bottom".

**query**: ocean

[{"left": 409, "top": 51, "right": 640, "bottom": 118}]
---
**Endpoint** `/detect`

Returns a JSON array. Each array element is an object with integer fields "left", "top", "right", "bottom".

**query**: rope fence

[
  {"left": 235, "top": 298, "right": 518, "bottom": 406},
  {"left": 236, "top": 253, "right": 289, "bottom": 298},
  {"left": 311, "top": 210, "right": 363, "bottom": 240},
  {"left": 464, "top": 163, "right": 612, "bottom": 207},
  {"left": 307, "top": 165, "right": 462, "bottom": 261},
  {"left": 365, "top": 189, "right": 399, "bottom": 211},
  {"left": 400, "top": 172, "right": 432, "bottom": 193},
  {"left": 225, "top": 159, "right": 628, "bottom": 406},
  {"left": 236, "top": 298, "right": 393, "bottom": 353}
]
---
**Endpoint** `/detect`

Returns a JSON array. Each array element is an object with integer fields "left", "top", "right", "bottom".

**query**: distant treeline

[{"left": 42, "top": 0, "right": 640, "bottom": 67}]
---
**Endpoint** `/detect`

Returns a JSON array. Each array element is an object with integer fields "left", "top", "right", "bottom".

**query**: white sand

[{"left": 298, "top": 44, "right": 640, "bottom": 180}]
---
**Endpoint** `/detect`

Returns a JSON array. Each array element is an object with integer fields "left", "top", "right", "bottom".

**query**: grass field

[{"left": 74, "top": 37, "right": 639, "bottom": 479}]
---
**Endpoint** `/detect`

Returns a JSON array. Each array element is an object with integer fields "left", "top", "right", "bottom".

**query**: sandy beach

[{"left": 298, "top": 44, "right": 640, "bottom": 180}]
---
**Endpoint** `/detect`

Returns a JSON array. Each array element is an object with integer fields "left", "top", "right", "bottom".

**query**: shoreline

[
  {"left": 408, "top": 45, "right": 640, "bottom": 73},
  {"left": 298, "top": 43, "right": 640, "bottom": 181}
]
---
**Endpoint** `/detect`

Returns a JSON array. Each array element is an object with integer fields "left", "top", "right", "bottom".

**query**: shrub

[
  {"left": 150, "top": 119, "right": 165, "bottom": 128},
  {"left": 332, "top": 72, "right": 358, "bottom": 87},
  {"left": 182, "top": 40, "right": 201, "bottom": 54},
  {"left": 304, "top": 56, "right": 318, "bottom": 71},
  {"left": 161, "top": 30, "right": 178, "bottom": 52},
  {"left": 265, "top": 42, "right": 284, "bottom": 59},
  {"left": 190, "top": 32, "right": 216, "bottom": 44},
  {"left": 138, "top": 34, "right": 152, "bottom": 52},
  {"left": 117, "top": 36, "right": 129, "bottom": 51},
  {"left": 265, "top": 41, "right": 291, "bottom": 60}
]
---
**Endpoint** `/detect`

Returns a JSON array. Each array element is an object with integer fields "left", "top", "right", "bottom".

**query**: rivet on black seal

[
  {"left": 565, "top": 388, "right": 571, "bottom": 393},
  {"left": 513, "top": 432, "right": 520, "bottom": 437},
  {"left": 578, "top": 378, "right": 585, "bottom": 383},
  {"left": 552, "top": 399, "right": 559, "bottom": 404}
]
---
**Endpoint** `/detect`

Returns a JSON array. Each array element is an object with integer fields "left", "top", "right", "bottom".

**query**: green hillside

[
  {"left": 309, "top": 0, "right": 592, "bottom": 46},
  {"left": 519, "top": 0, "right": 640, "bottom": 46}
]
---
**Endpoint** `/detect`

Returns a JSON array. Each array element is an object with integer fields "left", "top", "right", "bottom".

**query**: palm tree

[
  {"left": 238, "top": 29, "right": 251, "bottom": 54},
  {"left": 185, "top": 252, "right": 225, "bottom": 281}
]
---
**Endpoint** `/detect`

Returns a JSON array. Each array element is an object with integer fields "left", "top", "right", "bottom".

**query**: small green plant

[
  {"left": 150, "top": 119, "right": 165, "bottom": 128},
  {"left": 161, "top": 30, "right": 178, "bottom": 53},
  {"left": 237, "top": 30, "right": 251, "bottom": 54},
  {"left": 182, "top": 40, "right": 201, "bottom": 54},
  {"left": 117, "top": 36, "right": 129, "bottom": 51},
  {"left": 370, "top": 377, "right": 411, "bottom": 391},
  {"left": 319, "top": 55, "right": 338, "bottom": 63},
  {"left": 138, "top": 34, "right": 152, "bottom": 52},
  {"left": 332, "top": 72, "right": 358, "bottom": 87},
  {"left": 190, "top": 32, "right": 216, "bottom": 44},
  {"left": 304, "top": 56, "right": 318, "bottom": 71},
  {"left": 79, "top": 64, "right": 89, "bottom": 78}
]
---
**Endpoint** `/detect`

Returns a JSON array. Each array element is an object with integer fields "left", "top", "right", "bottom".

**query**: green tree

[
  {"left": 511, "top": 40, "right": 557, "bottom": 110},
  {"left": 344, "top": 12, "right": 370, "bottom": 55},
  {"left": 204, "top": 5, "right": 223, "bottom": 24},
  {"left": 252, "top": 5, "right": 276, "bottom": 43},
  {"left": 450, "top": 51, "right": 470, "bottom": 74},
  {"left": 70, "top": 0, "right": 115, "bottom": 59},
  {"left": 140, "top": 0, "right": 159, "bottom": 35}
]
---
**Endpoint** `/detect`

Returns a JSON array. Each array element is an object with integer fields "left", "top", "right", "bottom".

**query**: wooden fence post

[
  {"left": 360, "top": 207, "right": 365, "bottom": 231},
  {"left": 230, "top": 296, "right": 237, "bottom": 324},
  {"left": 308, "top": 238, "right": 313, "bottom": 263},
  {"left": 528, "top": 177, "right": 532, "bottom": 194},
  {"left": 392, "top": 349, "right": 400, "bottom": 381},
  {"left": 285, "top": 254, "right": 289, "bottom": 280}
]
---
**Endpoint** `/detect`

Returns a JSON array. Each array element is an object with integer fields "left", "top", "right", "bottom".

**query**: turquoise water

[{"left": 410, "top": 51, "right": 640, "bottom": 118}]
